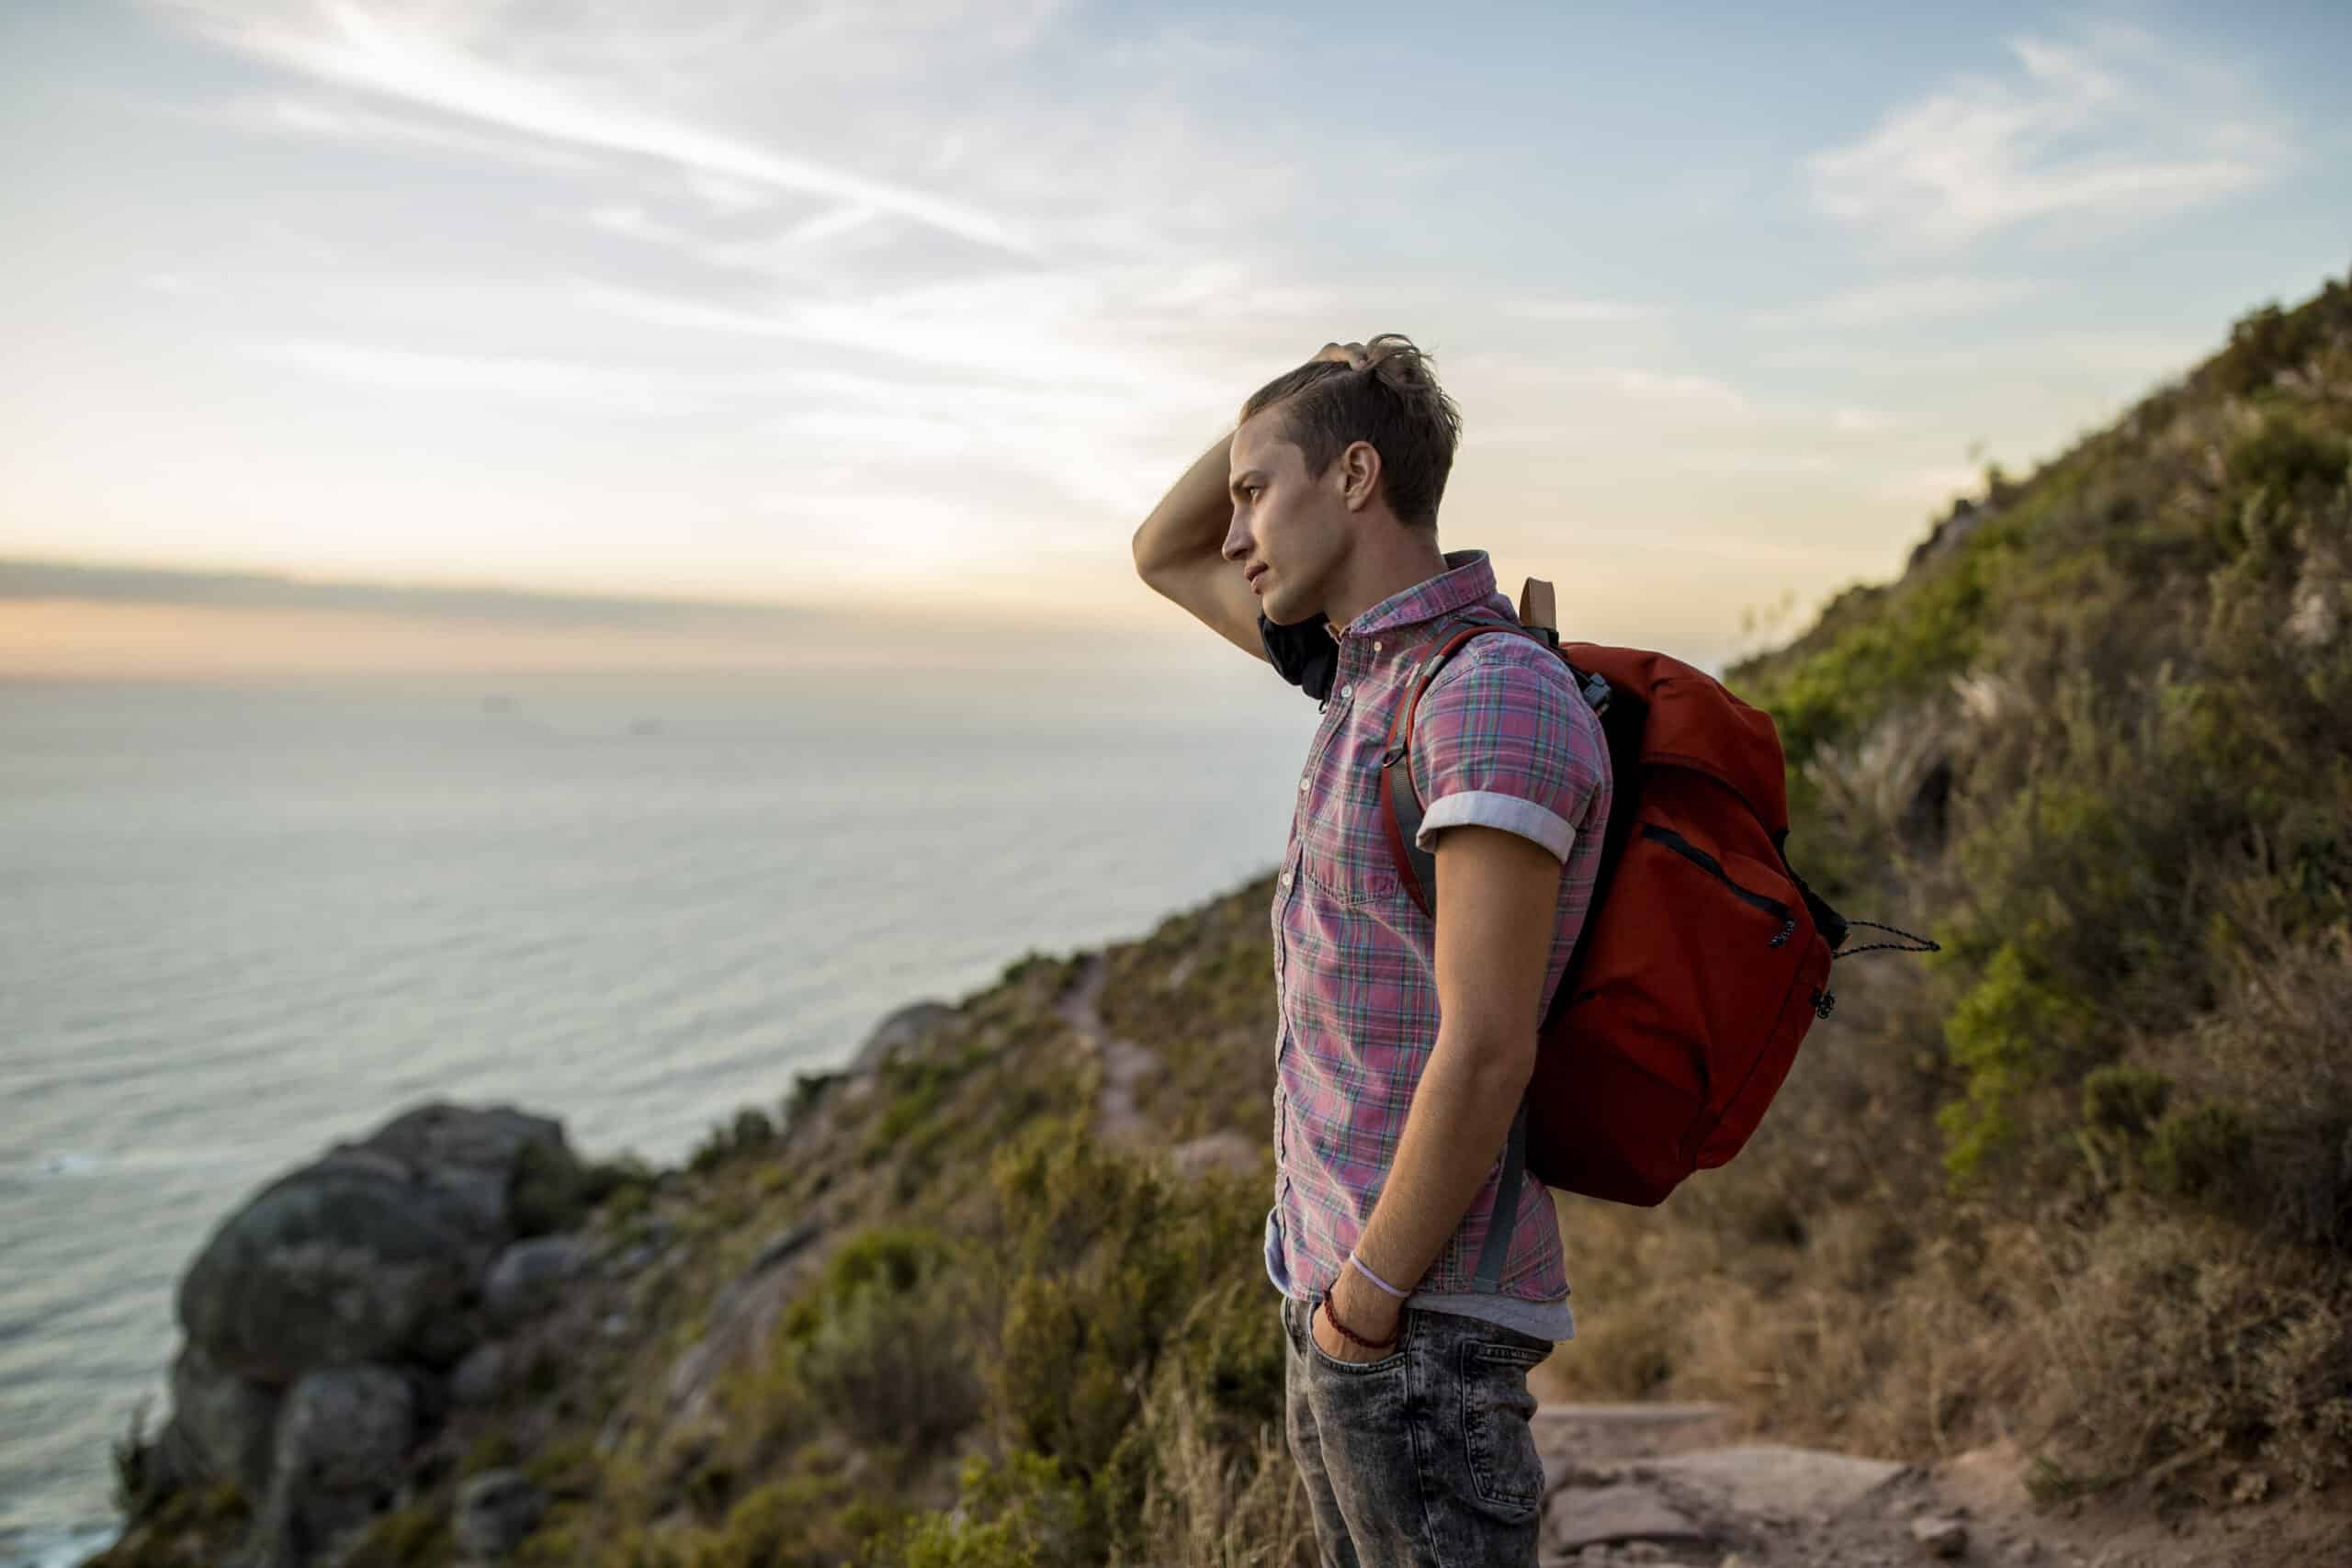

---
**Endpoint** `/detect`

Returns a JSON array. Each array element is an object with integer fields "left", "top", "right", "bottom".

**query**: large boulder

[
  {"left": 175, "top": 1103, "right": 578, "bottom": 1384},
  {"left": 482, "top": 1235, "right": 590, "bottom": 1330},
  {"left": 452, "top": 1469, "right": 546, "bottom": 1562},
  {"left": 448, "top": 1340, "right": 510, "bottom": 1409},
  {"left": 148, "top": 1102, "right": 586, "bottom": 1563},
  {"left": 175, "top": 1154, "right": 481, "bottom": 1385},
  {"left": 352, "top": 1101, "right": 575, "bottom": 1241},
  {"left": 849, "top": 1001, "right": 956, "bottom": 1076},
  {"left": 251, "top": 1365, "right": 415, "bottom": 1568},
  {"left": 154, "top": 1341, "right": 283, "bottom": 1501}
]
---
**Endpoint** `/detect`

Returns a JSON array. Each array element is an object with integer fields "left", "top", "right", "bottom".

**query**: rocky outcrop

[
  {"left": 250, "top": 1367, "right": 415, "bottom": 1566},
  {"left": 451, "top": 1470, "right": 545, "bottom": 1563},
  {"left": 140, "top": 1101, "right": 586, "bottom": 1567},
  {"left": 847, "top": 1000, "right": 957, "bottom": 1076},
  {"left": 158, "top": 1342, "right": 281, "bottom": 1503},
  {"left": 482, "top": 1236, "right": 590, "bottom": 1330}
]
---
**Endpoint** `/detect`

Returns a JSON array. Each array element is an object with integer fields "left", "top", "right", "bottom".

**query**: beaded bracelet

[{"left": 1317, "top": 1289, "right": 1401, "bottom": 1351}]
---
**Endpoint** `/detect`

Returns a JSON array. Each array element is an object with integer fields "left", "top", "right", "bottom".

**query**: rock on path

[{"left": 1528, "top": 1404, "right": 2351, "bottom": 1568}]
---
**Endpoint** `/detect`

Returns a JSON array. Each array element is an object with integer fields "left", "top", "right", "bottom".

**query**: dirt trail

[
  {"left": 1054, "top": 953, "right": 1161, "bottom": 1147},
  {"left": 1055, "top": 956, "right": 2347, "bottom": 1565},
  {"left": 1531, "top": 1403, "right": 2347, "bottom": 1567}
]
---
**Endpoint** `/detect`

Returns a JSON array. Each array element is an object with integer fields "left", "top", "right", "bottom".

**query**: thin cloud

[
  {"left": 584, "top": 200, "right": 883, "bottom": 272},
  {"left": 1805, "top": 23, "right": 2291, "bottom": 247},
  {"left": 0, "top": 557, "right": 847, "bottom": 631},
  {"left": 1829, "top": 407, "right": 1906, "bottom": 434},
  {"left": 1755, "top": 331, "right": 2202, "bottom": 378},
  {"left": 252, "top": 339, "right": 717, "bottom": 414},
  {"left": 1754, "top": 276, "right": 2045, "bottom": 329},
  {"left": 1505, "top": 298, "right": 1668, "bottom": 324},
  {"left": 565, "top": 276, "right": 1229, "bottom": 400},
  {"left": 158, "top": 0, "right": 1034, "bottom": 254},
  {"left": 211, "top": 93, "right": 609, "bottom": 174}
]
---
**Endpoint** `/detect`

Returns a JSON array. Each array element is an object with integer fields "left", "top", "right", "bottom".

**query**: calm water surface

[{"left": 0, "top": 665, "right": 1316, "bottom": 1563}]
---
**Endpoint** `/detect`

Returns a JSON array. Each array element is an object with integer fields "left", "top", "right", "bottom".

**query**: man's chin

[{"left": 1263, "top": 591, "right": 1318, "bottom": 627}]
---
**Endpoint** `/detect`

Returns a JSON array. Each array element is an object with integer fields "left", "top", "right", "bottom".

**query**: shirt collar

[{"left": 1342, "top": 548, "right": 1498, "bottom": 639}]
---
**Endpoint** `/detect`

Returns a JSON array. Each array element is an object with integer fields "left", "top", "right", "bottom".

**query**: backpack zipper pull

[
  {"left": 1813, "top": 987, "right": 1837, "bottom": 1020},
  {"left": 1769, "top": 917, "right": 1795, "bottom": 949}
]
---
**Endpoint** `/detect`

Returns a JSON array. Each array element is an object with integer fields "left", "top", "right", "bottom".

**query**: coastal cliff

[{"left": 89, "top": 271, "right": 2352, "bottom": 1566}]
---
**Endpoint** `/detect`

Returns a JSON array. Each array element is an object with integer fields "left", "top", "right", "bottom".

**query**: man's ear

[{"left": 1338, "top": 439, "right": 1382, "bottom": 513}]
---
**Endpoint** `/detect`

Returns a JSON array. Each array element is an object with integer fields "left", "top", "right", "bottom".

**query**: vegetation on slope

[
  {"left": 98, "top": 273, "right": 2350, "bottom": 1566},
  {"left": 1559, "top": 271, "right": 2352, "bottom": 1502}
]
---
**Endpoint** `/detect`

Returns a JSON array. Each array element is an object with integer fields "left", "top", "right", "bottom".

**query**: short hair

[{"left": 1238, "top": 334, "right": 1462, "bottom": 529}]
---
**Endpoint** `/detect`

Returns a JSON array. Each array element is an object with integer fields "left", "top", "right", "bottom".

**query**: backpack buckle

[{"left": 1380, "top": 742, "right": 1408, "bottom": 769}]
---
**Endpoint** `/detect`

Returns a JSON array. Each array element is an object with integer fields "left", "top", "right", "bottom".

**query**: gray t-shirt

[{"left": 1264, "top": 1204, "right": 1575, "bottom": 1343}]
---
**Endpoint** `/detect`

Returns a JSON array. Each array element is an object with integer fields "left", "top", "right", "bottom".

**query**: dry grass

[{"left": 1130, "top": 1371, "right": 1317, "bottom": 1568}]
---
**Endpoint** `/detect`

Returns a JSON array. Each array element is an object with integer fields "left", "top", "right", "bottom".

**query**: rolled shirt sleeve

[{"left": 1408, "top": 633, "right": 1605, "bottom": 862}]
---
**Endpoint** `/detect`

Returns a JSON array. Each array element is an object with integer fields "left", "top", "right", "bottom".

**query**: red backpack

[{"left": 1375, "top": 597, "right": 1931, "bottom": 1285}]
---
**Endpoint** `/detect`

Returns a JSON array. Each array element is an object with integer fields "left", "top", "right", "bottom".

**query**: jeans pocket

[
  {"left": 1457, "top": 1341, "right": 1545, "bottom": 1513},
  {"left": 1304, "top": 1301, "right": 1413, "bottom": 1375}
]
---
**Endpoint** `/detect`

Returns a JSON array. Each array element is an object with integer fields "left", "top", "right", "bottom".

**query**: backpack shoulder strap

[
  {"left": 1376, "top": 620, "right": 1571, "bottom": 919},
  {"left": 1374, "top": 616, "right": 1574, "bottom": 1294}
]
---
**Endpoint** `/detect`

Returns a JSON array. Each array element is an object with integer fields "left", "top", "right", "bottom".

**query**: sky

[{"left": 3, "top": 0, "right": 2348, "bottom": 676}]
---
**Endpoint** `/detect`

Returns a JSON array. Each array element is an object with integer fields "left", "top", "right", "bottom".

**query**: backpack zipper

[{"left": 1640, "top": 824, "right": 1795, "bottom": 934}]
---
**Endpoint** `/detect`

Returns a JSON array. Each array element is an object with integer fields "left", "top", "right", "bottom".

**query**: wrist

[
  {"left": 1318, "top": 1287, "right": 1400, "bottom": 1351},
  {"left": 1347, "top": 1250, "right": 1409, "bottom": 1300},
  {"left": 1332, "top": 1266, "right": 1401, "bottom": 1328}
]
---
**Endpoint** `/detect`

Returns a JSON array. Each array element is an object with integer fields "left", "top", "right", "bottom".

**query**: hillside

[{"left": 89, "top": 270, "right": 2352, "bottom": 1567}]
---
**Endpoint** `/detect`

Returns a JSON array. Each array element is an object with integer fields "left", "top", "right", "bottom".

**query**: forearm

[
  {"left": 1351, "top": 1032, "right": 1534, "bottom": 1295},
  {"left": 1130, "top": 430, "right": 1232, "bottom": 579}
]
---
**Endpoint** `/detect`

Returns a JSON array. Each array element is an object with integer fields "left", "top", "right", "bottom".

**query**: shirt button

[
  {"left": 1340, "top": 682, "right": 1352, "bottom": 699},
  {"left": 1280, "top": 871, "right": 1293, "bottom": 887},
  {"left": 1373, "top": 640, "right": 1383, "bottom": 652},
  {"left": 1298, "top": 776, "right": 1309, "bottom": 792}
]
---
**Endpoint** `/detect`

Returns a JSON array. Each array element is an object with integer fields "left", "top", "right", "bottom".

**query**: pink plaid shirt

[{"left": 1260, "top": 549, "right": 1611, "bottom": 1340}]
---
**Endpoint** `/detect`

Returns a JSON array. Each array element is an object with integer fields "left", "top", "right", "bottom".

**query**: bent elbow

[{"left": 1131, "top": 524, "right": 1167, "bottom": 583}]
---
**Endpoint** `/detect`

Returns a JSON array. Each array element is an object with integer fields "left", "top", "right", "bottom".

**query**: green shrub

[
  {"left": 509, "top": 1137, "right": 592, "bottom": 1237},
  {"left": 2145, "top": 1102, "right": 2254, "bottom": 1199},
  {"left": 1938, "top": 942, "right": 2100, "bottom": 1183},
  {"left": 785, "top": 1071, "right": 839, "bottom": 1127},
  {"left": 107, "top": 1394, "right": 166, "bottom": 1522},
  {"left": 697, "top": 1470, "right": 899, "bottom": 1568},
  {"left": 343, "top": 1496, "right": 447, "bottom": 1567},
  {"left": 2206, "top": 289, "right": 2346, "bottom": 397},
  {"left": 768, "top": 1226, "right": 983, "bottom": 1454},
  {"left": 690, "top": 1107, "right": 777, "bottom": 1174},
  {"left": 580, "top": 1154, "right": 657, "bottom": 1208},
  {"left": 2083, "top": 1066, "right": 2173, "bottom": 1140},
  {"left": 895, "top": 1450, "right": 1093, "bottom": 1568},
  {"left": 979, "top": 1117, "right": 1276, "bottom": 1538},
  {"left": 793, "top": 1280, "right": 983, "bottom": 1452},
  {"left": 2223, "top": 414, "right": 2348, "bottom": 502}
]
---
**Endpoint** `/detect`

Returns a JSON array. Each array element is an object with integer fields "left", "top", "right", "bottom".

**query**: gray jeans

[{"left": 1279, "top": 1294, "right": 1549, "bottom": 1566}]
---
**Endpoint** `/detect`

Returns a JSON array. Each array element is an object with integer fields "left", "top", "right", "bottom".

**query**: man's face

[{"left": 1224, "top": 407, "right": 1350, "bottom": 626}]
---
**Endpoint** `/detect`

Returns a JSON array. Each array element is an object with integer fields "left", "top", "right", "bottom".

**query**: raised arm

[{"left": 1130, "top": 429, "right": 1266, "bottom": 661}]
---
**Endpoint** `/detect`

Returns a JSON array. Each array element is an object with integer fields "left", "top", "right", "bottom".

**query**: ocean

[{"left": 0, "top": 664, "right": 1318, "bottom": 1564}]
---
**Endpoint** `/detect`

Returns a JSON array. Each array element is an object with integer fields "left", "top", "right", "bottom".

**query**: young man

[{"left": 1132, "top": 336, "right": 1612, "bottom": 1564}]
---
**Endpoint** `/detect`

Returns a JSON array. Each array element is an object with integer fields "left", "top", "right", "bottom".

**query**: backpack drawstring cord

[{"left": 1830, "top": 919, "right": 1940, "bottom": 960}]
